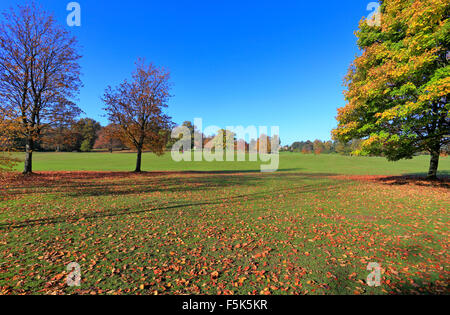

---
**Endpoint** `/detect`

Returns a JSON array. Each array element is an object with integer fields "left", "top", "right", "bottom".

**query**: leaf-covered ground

[{"left": 0, "top": 171, "right": 448, "bottom": 295}]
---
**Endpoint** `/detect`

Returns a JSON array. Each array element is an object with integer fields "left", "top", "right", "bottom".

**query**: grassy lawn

[
  {"left": 0, "top": 153, "right": 449, "bottom": 295},
  {"left": 8, "top": 151, "right": 450, "bottom": 175}
]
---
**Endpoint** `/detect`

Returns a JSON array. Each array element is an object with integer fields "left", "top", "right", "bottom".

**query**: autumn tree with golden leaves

[
  {"left": 0, "top": 4, "right": 82, "bottom": 174},
  {"left": 333, "top": 0, "right": 449, "bottom": 179},
  {"left": 103, "top": 60, "right": 173, "bottom": 172}
]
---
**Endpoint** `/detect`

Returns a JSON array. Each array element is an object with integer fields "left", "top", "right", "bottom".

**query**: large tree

[
  {"left": 333, "top": 0, "right": 449, "bottom": 179},
  {"left": 0, "top": 3, "right": 82, "bottom": 173},
  {"left": 103, "top": 59, "right": 173, "bottom": 172}
]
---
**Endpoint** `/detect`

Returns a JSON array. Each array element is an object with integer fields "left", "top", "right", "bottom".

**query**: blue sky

[{"left": 0, "top": 0, "right": 371, "bottom": 145}]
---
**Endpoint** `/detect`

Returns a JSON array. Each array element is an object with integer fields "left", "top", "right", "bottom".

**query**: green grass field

[
  {"left": 1, "top": 153, "right": 449, "bottom": 295},
  {"left": 8, "top": 151, "right": 450, "bottom": 175}
]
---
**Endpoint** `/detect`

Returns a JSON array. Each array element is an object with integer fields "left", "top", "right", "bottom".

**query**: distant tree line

[
  {"left": 282, "top": 139, "right": 449, "bottom": 157},
  {"left": 6, "top": 118, "right": 125, "bottom": 153},
  {"left": 280, "top": 140, "right": 363, "bottom": 155},
  {"left": 0, "top": 2, "right": 447, "bottom": 176},
  {"left": 0, "top": 4, "right": 173, "bottom": 173},
  {"left": 167, "top": 121, "right": 280, "bottom": 154}
]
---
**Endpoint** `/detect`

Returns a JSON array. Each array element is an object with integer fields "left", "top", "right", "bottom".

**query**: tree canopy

[
  {"left": 0, "top": 3, "right": 82, "bottom": 173},
  {"left": 94, "top": 124, "right": 125, "bottom": 153},
  {"left": 103, "top": 59, "right": 173, "bottom": 172},
  {"left": 333, "top": 0, "right": 449, "bottom": 179}
]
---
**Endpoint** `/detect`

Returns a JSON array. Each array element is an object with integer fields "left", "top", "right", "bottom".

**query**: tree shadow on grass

[
  {"left": 334, "top": 173, "right": 450, "bottom": 189},
  {"left": 375, "top": 174, "right": 450, "bottom": 189},
  {"left": 387, "top": 276, "right": 448, "bottom": 295},
  {"left": 64, "top": 172, "right": 340, "bottom": 198},
  {"left": 183, "top": 168, "right": 301, "bottom": 174},
  {"left": 2, "top": 172, "right": 265, "bottom": 198},
  {"left": 0, "top": 181, "right": 340, "bottom": 231},
  {"left": 1, "top": 170, "right": 340, "bottom": 199},
  {"left": 2, "top": 170, "right": 264, "bottom": 189},
  {"left": 325, "top": 263, "right": 447, "bottom": 295}
]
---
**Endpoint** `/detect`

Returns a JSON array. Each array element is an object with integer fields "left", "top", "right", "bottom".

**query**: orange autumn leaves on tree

[
  {"left": 0, "top": 3, "right": 82, "bottom": 174},
  {"left": 93, "top": 124, "right": 125, "bottom": 153},
  {"left": 333, "top": 0, "right": 449, "bottom": 179},
  {"left": 0, "top": 109, "right": 20, "bottom": 171},
  {"left": 102, "top": 59, "right": 173, "bottom": 172}
]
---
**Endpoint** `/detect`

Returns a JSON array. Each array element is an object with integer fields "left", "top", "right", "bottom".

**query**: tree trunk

[
  {"left": 23, "top": 138, "right": 33, "bottom": 174},
  {"left": 427, "top": 147, "right": 440, "bottom": 180},
  {"left": 135, "top": 147, "right": 142, "bottom": 172}
]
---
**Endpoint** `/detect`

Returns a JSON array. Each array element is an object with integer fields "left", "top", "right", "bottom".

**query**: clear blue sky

[{"left": 0, "top": 0, "right": 371, "bottom": 145}]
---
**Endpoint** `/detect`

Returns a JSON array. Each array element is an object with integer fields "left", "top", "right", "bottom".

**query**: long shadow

[
  {"left": 183, "top": 168, "right": 301, "bottom": 174},
  {"left": 0, "top": 181, "right": 342, "bottom": 230},
  {"left": 380, "top": 241, "right": 449, "bottom": 295},
  {"left": 2, "top": 168, "right": 329, "bottom": 188},
  {"left": 3, "top": 173, "right": 264, "bottom": 198},
  {"left": 64, "top": 172, "right": 340, "bottom": 198},
  {"left": 388, "top": 275, "right": 448, "bottom": 295},
  {"left": 373, "top": 174, "right": 450, "bottom": 189},
  {"left": 1, "top": 171, "right": 340, "bottom": 199}
]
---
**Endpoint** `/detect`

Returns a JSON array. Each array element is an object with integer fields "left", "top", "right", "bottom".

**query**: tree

[
  {"left": 180, "top": 121, "right": 204, "bottom": 150},
  {"left": 257, "top": 134, "right": 271, "bottom": 154},
  {"left": 41, "top": 125, "right": 76, "bottom": 152},
  {"left": 79, "top": 139, "right": 90, "bottom": 152},
  {"left": 181, "top": 121, "right": 195, "bottom": 150},
  {"left": 94, "top": 124, "right": 124, "bottom": 153},
  {"left": 209, "top": 129, "right": 236, "bottom": 151},
  {"left": 333, "top": 0, "right": 449, "bottom": 179},
  {"left": 166, "top": 121, "right": 200, "bottom": 151},
  {"left": 41, "top": 105, "right": 81, "bottom": 152},
  {"left": 313, "top": 140, "right": 325, "bottom": 155},
  {"left": 103, "top": 59, "right": 173, "bottom": 172},
  {"left": 323, "top": 141, "right": 334, "bottom": 154},
  {"left": 333, "top": 139, "right": 363, "bottom": 156},
  {"left": 0, "top": 3, "right": 82, "bottom": 174},
  {"left": 73, "top": 118, "right": 101, "bottom": 152},
  {"left": 301, "top": 141, "right": 314, "bottom": 154}
]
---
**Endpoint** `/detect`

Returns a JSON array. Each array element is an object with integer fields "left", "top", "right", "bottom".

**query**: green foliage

[
  {"left": 333, "top": 0, "right": 449, "bottom": 177},
  {"left": 0, "top": 153, "right": 18, "bottom": 172},
  {"left": 80, "top": 139, "right": 92, "bottom": 152},
  {"left": 288, "top": 140, "right": 357, "bottom": 155},
  {"left": 74, "top": 118, "right": 102, "bottom": 152}
]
